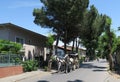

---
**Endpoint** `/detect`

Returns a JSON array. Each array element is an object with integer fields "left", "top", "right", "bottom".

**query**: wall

[
  {"left": 23, "top": 44, "right": 44, "bottom": 60},
  {"left": 0, "top": 66, "right": 23, "bottom": 78},
  {"left": 7, "top": 26, "right": 46, "bottom": 47},
  {"left": 0, "top": 27, "right": 9, "bottom": 40},
  {"left": 0, "top": 23, "right": 47, "bottom": 60}
]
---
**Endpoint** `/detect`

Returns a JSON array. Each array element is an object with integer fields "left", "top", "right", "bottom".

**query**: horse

[
  {"left": 52, "top": 55, "right": 66, "bottom": 72},
  {"left": 64, "top": 54, "right": 75, "bottom": 73},
  {"left": 69, "top": 53, "right": 80, "bottom": 70},
  {"left": 52, "top": 54, "right": 75, "bottom": 73}
]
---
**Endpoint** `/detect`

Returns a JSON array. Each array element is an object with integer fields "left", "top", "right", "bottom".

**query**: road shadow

[
  {"left": 51, "top": 71, "right": 58, "bottom": 74},
  {"left": 92, "top": 69, "right": 107, "bottom": 72},
  {"left": 99, "top": 61, "right": 106, "bottom": 63},
  {"left": 38, "top": 80, "right": 49, "bottom": 82},
  {"left": 80, "top": 63, "right": 107, "bottom": 69},
  {"left": 67, "top": 79, "right": 84, "bottom": 82},
  {"left": 93, "top": 66, "right": 107, "bottom": 69},
  {"left": 80, "top": 63, "right": 94, "bottom": 69},
  {"left": 51, "top": 71, "right": 67, "bottom": 75},
  {"left": 80, "top": 61, "right": 107, "bottom": 72}
]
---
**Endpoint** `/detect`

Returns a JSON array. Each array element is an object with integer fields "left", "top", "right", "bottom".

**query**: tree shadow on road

[
  {"left": 92, "top": 69, "right": 107, "bottom": 72},
  {"left": 67, "top": 79, "right": 84, "bottom": 82},
  {"left": 38, "top": 80, "right": 49, "bottom": 82},
  {"left": 80, "top": 62, "right": 107, "bottom": 72},
  {"left": 80, "top": 63, "right": 106, "bottom": 69},
  {"left": 80, "top": 63, "right": 94, "bottom": 69},
  {"left": 93, "top": 66, "right": 107, "bottom": 69}
]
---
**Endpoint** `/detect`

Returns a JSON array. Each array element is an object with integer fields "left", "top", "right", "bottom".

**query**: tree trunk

[
  {"left": 55, "top": 33, "right": 60, "bottom": 55},
  {"left": 77, "top": 40, "right": 80, "bottom": 53},
  {"left": 107, "top": 25, "right": 114, "bottom": 71},
  {"left": 72, "top": 39, "right": 75, "bottom": 53},
  {"left": 88, "top": 46, "right": 95, "bottom": 60},
  {"left": 108, "top": 51, "right": 114, "bottom": 71},
  {"left": 108, "top": 34, "right": 114, "bottom": 71},
  {"left": 89, "top": 48, "right": 93, "bottom": 60},
  {"left": 86, "top": 47, "right": 89, "bottom": 57},
  {"left": 64, "top": 39, "right": 67, "bottom": 55},
  {"left": 48, "top": 58, "right": 52, "bottom": 71},
  {"left": 64, "top": 30, "right": 67, "bottom": 55},
  {"left": 76, "top": 38, "right": 78, "bottom": 53},
  {"left": 47, "top": 49, "right": 53, "bottom": 71}
]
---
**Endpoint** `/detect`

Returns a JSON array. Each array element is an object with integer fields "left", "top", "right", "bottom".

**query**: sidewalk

[
  {"left": 98, "top": 59, "right": 120, "bottom": 82},
  {"left": 106, "top": 71, "right": 120, "bottom": 82},
  {"left": 0, "top": 69, "right": 55, "bottom": 82},
  {"left": 0, "top": 63, "right": 120, "bottom": 82}
]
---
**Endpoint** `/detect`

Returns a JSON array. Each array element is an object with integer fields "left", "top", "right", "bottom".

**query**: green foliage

[
  {"left": 46, "top": 34, "right": 55, "bottom": 48},
  {"left": 105, "top": 16, "right": 112, "bottom": 26},
  {"left": 80, "top": 57, "right": 84, "bottom": 63},
  {"left": 51, "top": 55, "right": 56, "bottom": 61},
  {"left": 33, "top": 0, "right": 89, "bottom": 54},
  {"left": 44, "top": 66, "right": 48, "bottom": 71},
  {"left": 97, "top": 31, "right": 117, "bottom": 59},
  {"left": 22, "top": 60, "right": 38, "bottom": 72},
  {"left": 13, "top": 57, "right": 22, "bottom": 65},
  {"left": 114, "top": 37, "right": 120, "bottom": 70},
  {"left": 79, "top": 5, "right": 107, "bottom": 60},
  {"left": 33, "top": 0, "right": 114, "bottom": 61},
  {"left": 0, "top": 39, "right": 22, "bottom": 54},
  {"left": 116, "top": 37, "right": 120, "bottom": 50}
]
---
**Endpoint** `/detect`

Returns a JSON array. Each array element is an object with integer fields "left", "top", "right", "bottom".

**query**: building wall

[
  {"left": 8, "top": 27, "right": 25, "bottom": 42},
  {"left": 0, "top": 27, "right": 9, "bottom": 40},
  {"left": 23, "top": 44, "right": 44, "bottom": 60},
  {"left": 7, "top": 26, "right": 46, "bottom": 47},
  {"left": 8, "top": 27, "right": 46, "bottom": 59},
  {"left": 0, "top": 23, "right": 48, "bottom": 77},
  {"left": 0, "top": 23, "right": 47, "bottom": 60}
]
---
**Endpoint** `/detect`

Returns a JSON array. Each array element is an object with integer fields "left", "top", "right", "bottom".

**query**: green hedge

[{"left": 22, "top": 60, "right": 38, "bottom": 72}]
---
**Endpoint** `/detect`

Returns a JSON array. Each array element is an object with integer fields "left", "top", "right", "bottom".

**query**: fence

[{"left": 0, "top": 54, "right": 22, "bottom": 67}]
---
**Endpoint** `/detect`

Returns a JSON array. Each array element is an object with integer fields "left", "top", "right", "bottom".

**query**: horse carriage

[
  {"left": 54, "top": 52, "right": 80, "bottom": 73},
  {"left": 69, "top": 53, "right": 80, "bottom": 70}
]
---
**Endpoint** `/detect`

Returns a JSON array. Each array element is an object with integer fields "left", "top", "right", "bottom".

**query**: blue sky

[
  {"left": 0, "top": 0, "right": 51, "bottom": 36},
  {"left": 0, "top": 0, "right": 120, "bottom": 36}
]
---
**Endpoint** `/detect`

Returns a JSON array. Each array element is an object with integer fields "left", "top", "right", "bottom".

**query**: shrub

[
  {"left": 14, "top": 57, "right": 22, "bottom": 65},
  {"left": 0, "top": 39, "right": 22, "bottom": 54},
  {"left": 22, "top": 60, "right": 38, "bottom": 72},
  {"left": 80, "top": 57, "right": 84, "bottom": 64},
  {"left": 44, "top": 66, "right": 48, "bottom": 71}
]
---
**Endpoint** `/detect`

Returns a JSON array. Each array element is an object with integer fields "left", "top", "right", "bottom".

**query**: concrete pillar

[{"left": 44, "top": 47, "right": 47, "bottom": 61}]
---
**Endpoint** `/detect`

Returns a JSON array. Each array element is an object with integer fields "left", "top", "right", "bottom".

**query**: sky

[{"left": 0, "top": 0, "right": 120, "bottom": 37}]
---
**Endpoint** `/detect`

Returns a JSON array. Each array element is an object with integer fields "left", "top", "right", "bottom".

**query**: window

[
  {"left": 28, "top": 40, "right": 31, "bottom": 44},
  {"left": 16, "top": 37, "right": 24, "bottom": 44}
]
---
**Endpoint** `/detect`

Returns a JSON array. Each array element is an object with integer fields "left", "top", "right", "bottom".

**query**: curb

[
  {"left": 14, "top": 70, "right": 54, "bottom": 82},
  {"left": 106, "top": 63, "right": 120, "bottom": 79},
  {"left": 108, "top": 70, "right": 120, "bottom": 79},
  {"left": 0, "top": 70, "right": 54, "bottom": 82},
  {"left": 14, "top": 73, "right": 41, "bottom": 82}
]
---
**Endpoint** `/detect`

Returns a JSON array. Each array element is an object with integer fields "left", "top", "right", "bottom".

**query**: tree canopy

[
  {"left": 33, "top": 0, "right": 120, "bottom": 72},
  {"left": 33, "top": 0, "right": 89, "bottom": 54},
  {"left": 78, "top": 5, "right": 107, "bottom": 60}
]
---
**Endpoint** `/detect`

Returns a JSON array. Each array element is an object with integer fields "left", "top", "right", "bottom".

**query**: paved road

[{"left": 18, "top": 59, "right": 119, "bottom": 82}]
